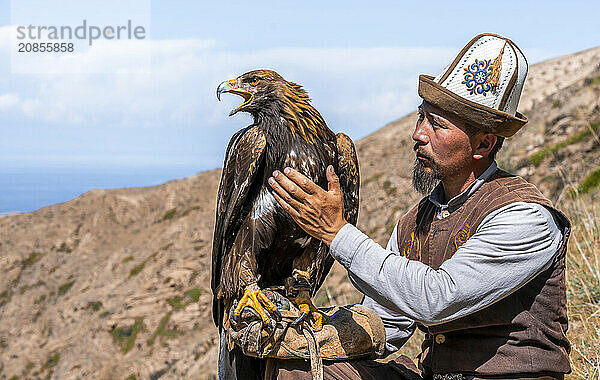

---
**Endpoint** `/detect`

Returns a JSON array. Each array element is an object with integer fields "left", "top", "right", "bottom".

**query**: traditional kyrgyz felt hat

[{"left": 418, "top": 33, "right": 528, "bottom": 137}]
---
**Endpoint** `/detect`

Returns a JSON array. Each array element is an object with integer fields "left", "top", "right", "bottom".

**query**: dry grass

[
  {"left": 561, "top": 191, "right": 600, "bottom": 378},
  {"left": 528, "top": 121, "right": 600, "bottom": 167}
]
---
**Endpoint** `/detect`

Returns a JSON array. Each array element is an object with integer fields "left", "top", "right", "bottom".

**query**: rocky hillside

[{"left": 1, "top": 46, "right": 599, "bottom": 380}]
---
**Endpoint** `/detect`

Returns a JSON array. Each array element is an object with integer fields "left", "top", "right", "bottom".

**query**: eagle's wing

[
  {"left": 310, "top": 133, "right": 360, "bottom": 295},
  {"left": 336, "top": 133, "right": 360, "bottom": 225},
  {"left": 211, "top": 125, "right": 266, "bottom": 326}
]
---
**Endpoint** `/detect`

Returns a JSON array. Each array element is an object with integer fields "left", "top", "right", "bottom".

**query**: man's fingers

[
  {"left": 270, "top": 169, "right": 311, "bottom": 200},
  {"left": 280, "top": 167, "right": 321, "bottom": 195},
  {"left": 272, "top": 191, "right": 301, "bottom": 219},
  {"left": 268, "top": 179, "right": 304, "bottom": 210},
  {"left": 326, "top": 165, "right": 341, "bottom": 193}
]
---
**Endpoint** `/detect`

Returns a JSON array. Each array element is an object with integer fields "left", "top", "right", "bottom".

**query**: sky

[{"left": 0, "top": 0, "right": 599, "bottom": 174}]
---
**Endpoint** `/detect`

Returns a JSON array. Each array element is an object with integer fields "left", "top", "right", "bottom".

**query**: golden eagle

[{"left": 212, "top": 69, "right": 359, "bottom": 379}]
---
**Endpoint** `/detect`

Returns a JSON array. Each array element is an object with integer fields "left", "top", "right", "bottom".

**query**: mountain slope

[{"left": 1, "top": 46, "right": 599, "bottom": 379}]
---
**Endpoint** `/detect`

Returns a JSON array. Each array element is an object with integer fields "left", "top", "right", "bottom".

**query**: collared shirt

[
  {"left": 429, "top": 161, "right": 498, "bottom": 220},
  {"left": 329, "top": 162, "right": 564, "bottom": 352}
]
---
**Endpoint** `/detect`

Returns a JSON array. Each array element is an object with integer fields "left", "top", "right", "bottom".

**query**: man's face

[{"left": 411, "top": 101, "right": 475, "bottom": 194}]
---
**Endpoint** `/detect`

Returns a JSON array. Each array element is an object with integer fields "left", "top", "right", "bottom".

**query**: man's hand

[{"left": 268, "top": 165, "right": 347, "bottom": 247}]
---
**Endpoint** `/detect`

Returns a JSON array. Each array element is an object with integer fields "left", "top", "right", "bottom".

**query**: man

[{"left": 266, "top": 34, "right": 571, "bottom": 379}]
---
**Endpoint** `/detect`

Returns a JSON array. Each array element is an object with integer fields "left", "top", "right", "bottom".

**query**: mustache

[{"left": 413, "top": 144, "right": 434, "bottom": 162}]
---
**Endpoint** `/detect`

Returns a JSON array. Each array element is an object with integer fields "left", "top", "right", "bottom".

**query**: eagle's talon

[
  {"left": 308, "top": 310, "right": 324, "bottom": 332},
  {"left": 291, "top": 311, "right": 308, "bottom": 327},
  {"left": 233, "top": 286, "right": 280, "bottom": 328},
  {"left": 290, "top": 297, "right": 324, "bottom": 331}
]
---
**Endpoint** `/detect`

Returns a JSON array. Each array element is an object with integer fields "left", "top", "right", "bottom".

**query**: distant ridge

[{"left": 0, "top": 211, "right": 21, "bottom": 218}]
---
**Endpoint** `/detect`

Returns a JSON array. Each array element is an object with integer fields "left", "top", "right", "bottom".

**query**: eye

[
  {"left": 431, "top": 117, "right": 445, "bottom": 129},
  {"left": 249, "top": 77, "right": 259, "bottom": 86}
]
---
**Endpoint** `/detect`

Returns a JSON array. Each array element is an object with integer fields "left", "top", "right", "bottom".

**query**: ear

[{"left": 473, "top": 133, "right": 497, "bottom": 160}]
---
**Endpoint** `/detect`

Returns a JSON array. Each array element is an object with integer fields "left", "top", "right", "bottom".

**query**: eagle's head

[
  {"left": 216, "top": 69, "right": 307, "bottom": 116},
  {"left": 217, "top": 69, "right": 330, "bottom": 141}
]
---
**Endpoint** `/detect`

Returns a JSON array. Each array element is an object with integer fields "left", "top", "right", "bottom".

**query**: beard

[{"left": 412, "top": 158, "right": 441, "bottom": 195}]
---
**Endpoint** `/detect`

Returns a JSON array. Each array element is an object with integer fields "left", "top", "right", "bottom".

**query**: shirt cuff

[{"left": 329, "top": 223, "right": 369, "bottom": 268}]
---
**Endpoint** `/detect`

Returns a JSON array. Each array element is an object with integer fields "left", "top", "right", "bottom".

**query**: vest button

[
  {"left": 441, "top": 210, "right": 450, "bottom": 218},
  {"left": 435, "top": 334, "right": 446, "bottom": 344}
]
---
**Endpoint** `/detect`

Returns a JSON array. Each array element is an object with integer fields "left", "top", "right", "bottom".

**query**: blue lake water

[{"left": 0, "top": 166, "right": 205, "bottom": 214}]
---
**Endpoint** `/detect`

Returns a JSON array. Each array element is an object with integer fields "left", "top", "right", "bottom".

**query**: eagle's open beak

[{"left": 216, "top": 79, "right": 254, "bottom": 116}]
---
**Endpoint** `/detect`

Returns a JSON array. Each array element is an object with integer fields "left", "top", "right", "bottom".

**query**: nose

[{"left": 412, "top": 116, "right": 429, "bottom": 145}]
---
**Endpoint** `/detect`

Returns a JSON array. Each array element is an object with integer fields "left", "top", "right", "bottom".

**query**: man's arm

[
  {"left": 332, "top": 202, "right": 564, "bottom": 325},
  {"left": 266, "top": 167, "right": 564, "bottom": 326},
  {"left": 359, "top": 221, "right": 416, "bottom": 352}
]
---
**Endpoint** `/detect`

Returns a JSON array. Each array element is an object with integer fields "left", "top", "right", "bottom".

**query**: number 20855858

[{"left": 18, "top": 42, "right": 74, "bottom": 53}]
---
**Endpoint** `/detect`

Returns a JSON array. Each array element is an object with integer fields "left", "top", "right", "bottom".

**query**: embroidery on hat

[
  {"left": 462, "top": 59, "right": 492, "bottom": 96},
  {"left": 401, "top": 231, "right": 421, "bottom": 261},
  {"left": 488, "top": 41, "right": 507, "bottom": 88},
  {"left": 450, "top": 223, "right": 471, "bottom": 258}
]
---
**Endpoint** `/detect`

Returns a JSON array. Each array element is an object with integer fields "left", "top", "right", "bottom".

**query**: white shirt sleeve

[{"left": 331, "top": 202, "right": 564, "bottom": 326}]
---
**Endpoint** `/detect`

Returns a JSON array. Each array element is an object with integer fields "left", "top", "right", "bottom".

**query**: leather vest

[{"left": 396, "top": 170, "right": 571, "bottom": 376}]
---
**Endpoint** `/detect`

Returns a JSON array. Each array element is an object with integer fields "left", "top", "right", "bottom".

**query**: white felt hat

[{"left": 418, "top": 33, "right": 529, "bottom": 137}]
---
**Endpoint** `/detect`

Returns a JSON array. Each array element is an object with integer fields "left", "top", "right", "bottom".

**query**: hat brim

[{"left": 418, "top": 75, "right": 527, "bottom": 138}]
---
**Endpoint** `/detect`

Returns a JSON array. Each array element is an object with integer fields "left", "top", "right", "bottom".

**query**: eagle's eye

[{"left": 249, "top": 78, "right": 259, "bottom": 86}]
